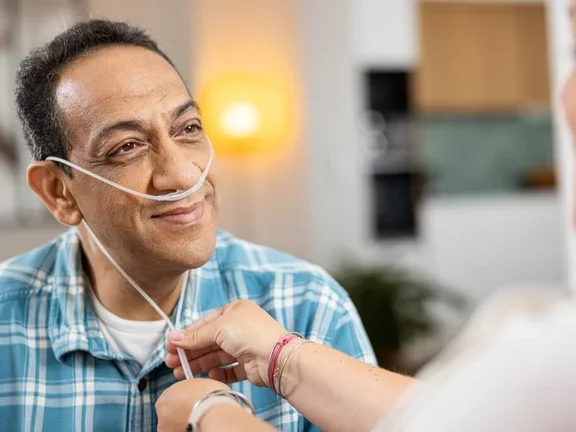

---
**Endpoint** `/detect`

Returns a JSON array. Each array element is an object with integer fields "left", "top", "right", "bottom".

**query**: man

[{"left": 0, "top": 20, "right": 375, "bottom": 431}]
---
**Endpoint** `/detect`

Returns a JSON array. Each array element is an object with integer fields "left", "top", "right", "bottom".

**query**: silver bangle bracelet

[{"left": 186, "top": 390, "right": 255, "bottom": 432}]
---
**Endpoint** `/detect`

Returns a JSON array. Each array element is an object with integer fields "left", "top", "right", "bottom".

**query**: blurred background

[{"left": 0, "top": 0, "right": 574, "bottom": 373}]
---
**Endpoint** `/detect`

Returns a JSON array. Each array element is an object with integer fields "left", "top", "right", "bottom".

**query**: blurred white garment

[{"left": 376, "top": 288, "right": 576, "bottom": 432}]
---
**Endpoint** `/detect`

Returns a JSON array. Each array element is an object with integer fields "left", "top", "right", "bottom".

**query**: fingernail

[{"left": 168, "top": 330, "right": 184, "bottom": 342}]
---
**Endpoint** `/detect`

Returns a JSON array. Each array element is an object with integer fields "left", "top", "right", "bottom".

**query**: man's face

[{"left": 55, "top": 45, "right": 219, "bottom": 273}]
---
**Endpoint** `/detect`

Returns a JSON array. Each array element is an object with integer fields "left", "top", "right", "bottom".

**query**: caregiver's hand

[
  {"left": 165, "top": 300, "right": 287, "bottom": 387},
  {"left": 156, "top": 378, "right": 229, "bottom": 432},
  {"left": 166, "top": 302, "right": 413, "bottom": 432}
]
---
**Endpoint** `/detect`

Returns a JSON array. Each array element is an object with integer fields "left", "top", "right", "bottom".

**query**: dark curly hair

[{"left": 14, "top": 19, "right": 177, "bottom": 163}]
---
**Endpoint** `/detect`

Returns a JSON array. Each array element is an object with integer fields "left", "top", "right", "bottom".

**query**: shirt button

[{"left": 137, "top": 378, "right": 147, "bottom": 392}]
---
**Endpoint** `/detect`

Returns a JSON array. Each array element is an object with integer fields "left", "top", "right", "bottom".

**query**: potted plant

[{"left": 335, "top": 264, "right": 466, "bottom": 375}]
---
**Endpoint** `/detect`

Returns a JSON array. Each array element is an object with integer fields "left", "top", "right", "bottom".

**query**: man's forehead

[{"left": 55, "top": 45, "right": 189, "bottom": 120}]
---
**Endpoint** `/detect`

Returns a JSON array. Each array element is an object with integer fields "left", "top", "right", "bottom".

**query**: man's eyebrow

[
  {"left": 172, "top": 100, "right": 199, "bottom": 121},
  {"left": 92, "top": 119, "right": 146, "bottom": 149},
  {"left": 91, "top": 100, "right": 199, "bottom": 151}
]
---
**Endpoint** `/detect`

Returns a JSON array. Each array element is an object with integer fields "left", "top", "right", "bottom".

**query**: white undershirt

[{"left": 90, "top": 290, "right": 168, "bottom": 366}]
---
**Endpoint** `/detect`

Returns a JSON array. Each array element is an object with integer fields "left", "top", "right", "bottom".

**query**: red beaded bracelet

[{"left": 267, "top": 332, "right": 302, "bottom": 394}]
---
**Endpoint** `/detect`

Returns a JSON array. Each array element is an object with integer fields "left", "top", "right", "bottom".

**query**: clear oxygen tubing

[
  {"left": 46, "top": 140, "right": 217, "bottom": 380},
  {"left": 83, "top": 220, "right": 194, "bottom": 380},
  {"left": 46, "top": 138, "right": 214, "bottom": 202}
]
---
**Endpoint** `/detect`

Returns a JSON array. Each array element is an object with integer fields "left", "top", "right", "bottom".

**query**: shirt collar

[
  {"left": 47, "top": 228, "right": 212, "bottom": 367},
  {"left": 48, "top": 228, "right": 100, "bottom": 361}
]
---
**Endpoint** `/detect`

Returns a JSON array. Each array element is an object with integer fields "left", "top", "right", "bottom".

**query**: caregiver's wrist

[
  {"left": 264, "top": 332, "right": 316, "bottom": 397},
  {"left": 198, "top": 403, "right": 250, "bottom": 431},
  {"left": 276, "top": 339, "right": 316, "bottom": 399},
  {"left": 264, "top": 332, "right": 306, "bottom": 390},
  {"left": 188, "top": 390, "right": 254, "bottom": 431},
  {"left": 256, "top": 329, "right": 290, "bottom": 386}
]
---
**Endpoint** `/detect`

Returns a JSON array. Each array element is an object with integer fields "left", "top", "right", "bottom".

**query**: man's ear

[{"left": 27, "top": 161, "right": 82, "bottom": 226}]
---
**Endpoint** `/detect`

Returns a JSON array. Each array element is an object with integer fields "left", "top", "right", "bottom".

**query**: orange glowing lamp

[{"left": 198, "top": 74, "right": 292, "bottom": 154}]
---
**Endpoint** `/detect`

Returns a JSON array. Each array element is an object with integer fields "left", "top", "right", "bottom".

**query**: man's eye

[
  {"left": 109, "top": 141, "right": 142, "bottom": 158},
  {"left": 182, "top": 123, "right": 202, "bottom": 135},
  {"left": 118, "top": 142, "right": 138, "bottom": 153}
]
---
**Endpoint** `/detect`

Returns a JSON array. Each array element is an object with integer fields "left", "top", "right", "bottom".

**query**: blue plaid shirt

[{"left": 0, "top": 228, "right": 375, "bottom": 431}]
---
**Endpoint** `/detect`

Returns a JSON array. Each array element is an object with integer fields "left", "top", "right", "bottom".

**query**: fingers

[
  {"left": 167, "top": 309, "right": 225, "bottom": 351},
  {"left": 165, "top": 347, "right": 227, "bottom": 371},
  {"left": 194, "top": 307, "right": 226, "bottom": 327},
  {"left": 172, "top": 363, "right": 246, "bottom": 383},
  {"left": 182, "top": 307, "right": 225, "bottom": 334},
  {"left": 189, "top": 350, "right": 237, "bottom": 375},
  {"left": 167, "top": 349, "right": 238, "bottom": 376},
  {"left": 167, "top": 325, "right": 215, "bottom": 351},
  {"left": 208, "top": 365, "right": 248, "bottom": 384},
  {"left": 165, "top": 341, "right": 219, "bottom": 359},
  {"left": 173, "top": 365, "right": 188, "bottom": 381}
]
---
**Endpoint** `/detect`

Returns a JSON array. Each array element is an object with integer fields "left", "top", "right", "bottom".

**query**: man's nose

[{"left": 151, "top": 138, "right": 202, "bottom": 193}]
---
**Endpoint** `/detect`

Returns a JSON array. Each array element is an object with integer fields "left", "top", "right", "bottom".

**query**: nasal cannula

[{"left": 47, "top": 138, "right": 217, "bottom": 380}]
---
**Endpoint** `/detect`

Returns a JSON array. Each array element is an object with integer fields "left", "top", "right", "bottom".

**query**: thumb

[{"left": 168, "top": 314, "right": 223, "bottom": 350}]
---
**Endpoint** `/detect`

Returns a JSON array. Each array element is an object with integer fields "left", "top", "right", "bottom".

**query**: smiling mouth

[{"left": 151, "top": 201, "right": 205, "bottom": 226}]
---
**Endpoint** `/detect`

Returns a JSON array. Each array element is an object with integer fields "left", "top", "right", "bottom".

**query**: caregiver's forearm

[{"left": 280, "top": 342, "right": 413, "bottom": 432}]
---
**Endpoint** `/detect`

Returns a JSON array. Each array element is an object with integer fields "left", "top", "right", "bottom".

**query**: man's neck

[{"left": 79, "top": 236, "right": 186, "bottom": 322}]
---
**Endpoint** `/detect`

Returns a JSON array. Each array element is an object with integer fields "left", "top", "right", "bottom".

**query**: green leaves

[{"left": 336, "top": 264, "right": 466, "bottom": 371}]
